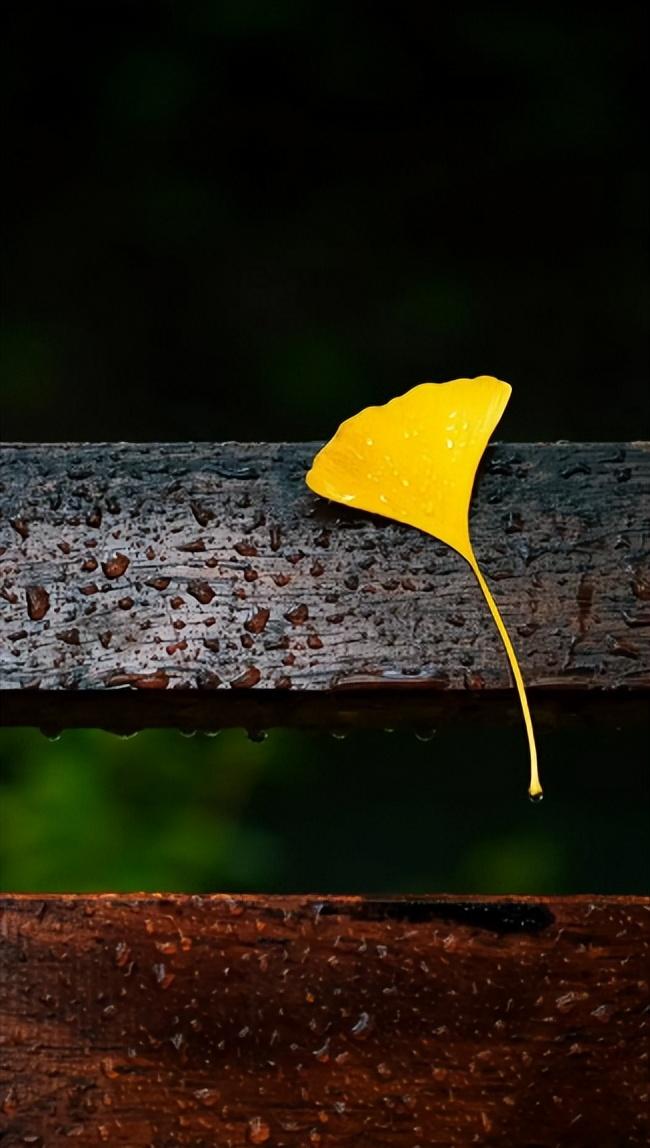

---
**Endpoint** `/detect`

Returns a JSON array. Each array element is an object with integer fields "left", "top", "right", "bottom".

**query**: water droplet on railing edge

[
  {"left": 414, "top": 729, "right": 436, "bottom": 742},
  {"left": 40, "top": 728, "right": 63, "bottom": 742},
  {"left": 247, "top": 729, "right": 269, "bottom": 743}
]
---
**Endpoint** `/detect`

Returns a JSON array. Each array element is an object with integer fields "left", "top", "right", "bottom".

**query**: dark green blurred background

[{"left": 2, "top": 2, "right": 648, "bottom": 893}]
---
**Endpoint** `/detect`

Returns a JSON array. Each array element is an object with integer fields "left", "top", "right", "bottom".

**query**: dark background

[{"left": 1, "top": 1, "right": 648, "bottom": 893}]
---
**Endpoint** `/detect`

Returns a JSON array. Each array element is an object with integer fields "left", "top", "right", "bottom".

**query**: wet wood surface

[
  {"left": 0, "top": 442, "right": 648, "bottom": 730},
  {"left": 1, "top": 894, "right": 648, "bottom": 1147}
]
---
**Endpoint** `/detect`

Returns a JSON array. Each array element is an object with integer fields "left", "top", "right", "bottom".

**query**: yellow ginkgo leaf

[{"left": 306, "top": 376, "right": 542, "bottom": 800}]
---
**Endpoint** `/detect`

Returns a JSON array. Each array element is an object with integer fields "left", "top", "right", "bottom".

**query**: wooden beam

[
  {"left": 1, "top": 443, "right": 648, "bottom": 729},
  {"left": 1, "top": 894, "right": 647, "bottom": 1146}
]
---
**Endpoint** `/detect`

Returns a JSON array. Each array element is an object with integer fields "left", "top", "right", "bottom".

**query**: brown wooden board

[
  {"left": 0, "top": 443, "right": 648, "bottom": 731},
  {"left": 0, "top": 895, "right": 648, "bottom": 1146}
]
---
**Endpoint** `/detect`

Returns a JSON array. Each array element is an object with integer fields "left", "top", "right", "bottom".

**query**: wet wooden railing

[
  {"left": 0, "top": 442, "right": 648, "bottom": 1146},
  {"left": 1, "top": 895, "right": 648, "bottom": 1146},
  {"left": 1, "top": 442, "right": 648, "bottom": 730}
]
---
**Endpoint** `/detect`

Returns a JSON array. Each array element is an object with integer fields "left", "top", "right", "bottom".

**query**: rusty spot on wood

[
  {"left": 166, "top": 640, "right": 188, "bottom": 655},
  {"left": 80, "top": 583, "right": 98, "bottom": 596},
  {"left": 272, "top": 573, "right": 291, "bottom": 587},
  {"left": 86, "top": 507, "right": 102, "bottom": 528},
  {"left": 247, "top": 1117, "right": 271, "bottom": 1144},
  {"left": 187, "top": 581, "right": 215, "bottom": 605},
  {"left": 234, "top": 541, "right": 258, "bottom": 557},
  {"left": 81, "top": 556, "right": 98, "bottom": 572},
  {"left": 176, "top": 538, "right": 206, "bottom": 553},
  {"left": 106, "top": 671, "right": 169, "bottom": 689},
  {"left": 58, "top": 540, "right": 71, "bottom": 555},
  {"left": 190, "top": 502, "right": 214, "bottom": 527},
  {"left": 285, "top": 604, "right": 308, "bottom": 626},
  {"left": 26, "top": 586, "right": 50, "bottom": 621},
  {"left": 230, "top": 666, "right": 261, "bottom": 688},
  {"left": 118, "top": 597, "right": 134, "bottom": 611},
  {"left": 146, "top": 577, "right": 170, "bottom": 591},
  {"left": 10, "top": 517, "right": 29, "bottom": 539},
  {"left": 57, "top": 628, "right": 80, "bottom": 645},
  {"left": 631, "top": 573, "right": 650, "bottom": 601},
  {"left": 203, "top": 638, "right": 220, "bottom": 652},
  {"left": 621, "top": 610, "right": 650, "bottom": 628},
  {"left": 101, "top": 553, "right": 130, "bottom": 579},
  {"left": 607, "top": 635, "right": 639, "bottom": 659},
  {"left": 245, "top": 608, "right": 270, "bottom": 635}
]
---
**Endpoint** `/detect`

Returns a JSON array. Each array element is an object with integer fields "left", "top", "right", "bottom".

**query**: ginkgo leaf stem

[{"left": 468, "top": 555, "right": 542, "bottom": 800}]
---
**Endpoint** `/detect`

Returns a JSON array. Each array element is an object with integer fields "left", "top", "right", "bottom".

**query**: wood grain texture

[
  {"left": 0, "top": 443, "right": 648, "bottom": 729},
  {"left": 0, "top": 895, "right": 648, "bottom": 1147}
]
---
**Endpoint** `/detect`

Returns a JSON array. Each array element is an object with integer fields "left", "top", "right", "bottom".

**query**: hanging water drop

[
  {"left": 414, "top": 728, "right": 436, "bottom": 742},
  {"left": 247, "top": 729, "right": 268, "bottom": 743},
  {"left": 41, "top": 728, "right": 62, "bottom": 742}
]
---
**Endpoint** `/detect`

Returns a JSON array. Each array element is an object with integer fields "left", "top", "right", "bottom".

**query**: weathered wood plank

[
  {"left": 0, "top": 895, "right": 647, "bottom": 1147},
  {"left": 0, "top": 443, "right": 648, "bottom": 729}
]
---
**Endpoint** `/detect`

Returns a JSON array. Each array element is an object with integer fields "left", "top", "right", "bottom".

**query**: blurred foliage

[
  {"left": 1, "top": 723, "right": 647, "bottom": 893},
  {"left": 1, "top": 2, "right": 648, "bottom": 892},
  {"left": 3, "top": 2, "right": 648, "bottom": 443}
]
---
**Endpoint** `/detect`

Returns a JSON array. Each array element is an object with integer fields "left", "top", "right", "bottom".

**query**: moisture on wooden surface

[
  {"left": 0, "top": 895, "right": 647, "bottom": 1147},
  {"left": 0, "top": 443, "right": 648, "bottom": 729}
]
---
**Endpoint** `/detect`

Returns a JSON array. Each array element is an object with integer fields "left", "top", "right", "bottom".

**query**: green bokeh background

[
  {"left": 1, "top": 723, "right": 647, "bottom": 893},
  {"left": 2, "top": 1, "right": 648, "bottom": 893}
]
